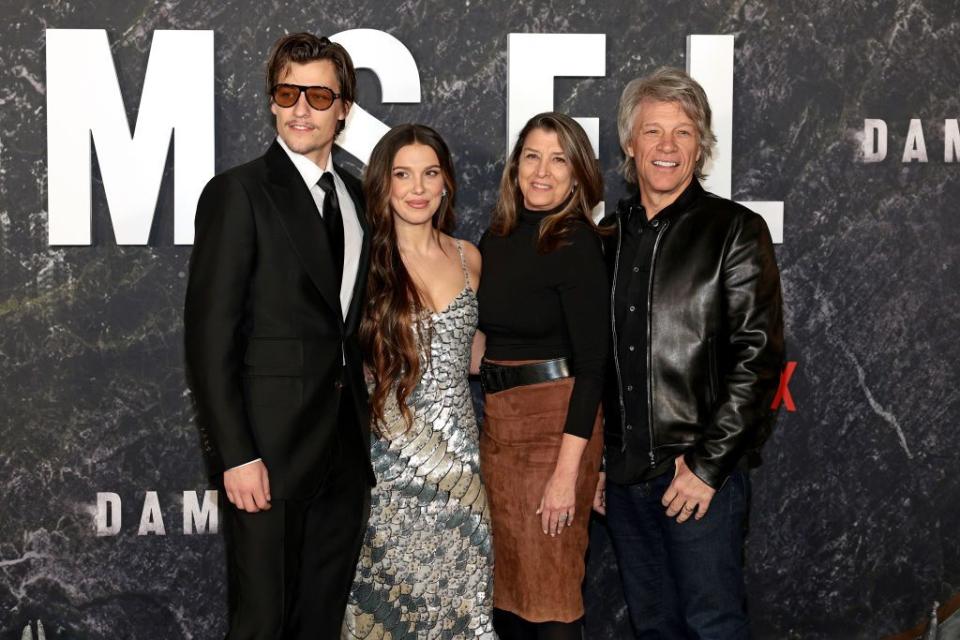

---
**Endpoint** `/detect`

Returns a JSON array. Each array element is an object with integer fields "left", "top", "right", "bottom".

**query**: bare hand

[
  {"left": 536, "top": 470, "right": 577, "bottom": 536},
  {"left": 592, "top": 471, "right": 606, "bottom": 515},
  {"left": 223, "top": 460, "right": 272, "bottom": 512},
  {"left": 661, "top": 456, "right": 715, "bottom": 523}
]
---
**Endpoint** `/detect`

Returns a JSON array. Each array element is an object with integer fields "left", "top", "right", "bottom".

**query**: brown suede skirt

[{"left": 479, "top": 374, "right": 603, "bottom": 623}]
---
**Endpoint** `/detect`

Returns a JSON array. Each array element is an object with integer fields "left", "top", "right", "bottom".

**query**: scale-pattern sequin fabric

[{"left": 343, "top": 258, "right": 494, "bottom": 639}]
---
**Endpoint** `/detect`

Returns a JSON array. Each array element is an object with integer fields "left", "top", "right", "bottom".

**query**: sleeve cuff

[
  {"left": 683, "top": 451, "right": 727, "bottom": 491},
  {"left": 227, "top": 458, "right": 262, "bottom": 472}
]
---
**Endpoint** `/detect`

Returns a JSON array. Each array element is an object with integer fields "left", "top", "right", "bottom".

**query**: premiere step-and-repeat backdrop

[{"left": 1, "top": 1, "right": 958, "bottom": 638}]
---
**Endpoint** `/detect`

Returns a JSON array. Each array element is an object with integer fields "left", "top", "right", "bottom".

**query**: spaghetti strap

[{"left": 455, "top": 239, "right": 471, "bottom": 290}]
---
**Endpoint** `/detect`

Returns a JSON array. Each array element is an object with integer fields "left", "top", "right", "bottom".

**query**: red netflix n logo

[{"left": 771, "top": 361, "right": 797, "bottom": 412}]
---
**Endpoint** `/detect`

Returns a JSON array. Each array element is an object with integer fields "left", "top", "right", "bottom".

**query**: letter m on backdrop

[{"left": 46, "top": 29, "right": 213, "bottom": 245}]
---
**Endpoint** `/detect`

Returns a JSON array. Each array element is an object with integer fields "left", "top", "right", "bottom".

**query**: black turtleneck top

[{"left": 478, "top": 204, "right": 609, "bottom": 439}]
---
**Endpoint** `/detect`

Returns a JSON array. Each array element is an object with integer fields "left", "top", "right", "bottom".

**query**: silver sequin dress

[{"left": 343, "top": 241, "right": 495, "bottom": 639}]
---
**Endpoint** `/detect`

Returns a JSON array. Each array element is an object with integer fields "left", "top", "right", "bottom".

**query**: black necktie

[{"left": 316, "top": 172, "right": 344, "bottom": 283}]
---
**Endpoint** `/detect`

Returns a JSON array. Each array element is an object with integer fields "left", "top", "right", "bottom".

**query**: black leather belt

[{"left": 479, "top": 358, "right": 571, "bottom": 394}]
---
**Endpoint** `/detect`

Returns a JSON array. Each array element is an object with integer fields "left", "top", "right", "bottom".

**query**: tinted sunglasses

[{"left": 271, "top": 83, "right": 342, "bottom": 111}]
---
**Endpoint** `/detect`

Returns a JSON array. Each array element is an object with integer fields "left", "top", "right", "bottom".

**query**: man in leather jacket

[{"left": 593, "top": 68, "right": 784, "bottom": 638}]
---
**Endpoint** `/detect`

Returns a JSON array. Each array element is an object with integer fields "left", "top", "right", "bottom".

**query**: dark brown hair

[
  {"left": 490, "top": 112, "right": 605, "bottom": 252},
  {"left": 265, "top": 33, "right": 356, "bottom": 135},
  {"left": 360, "top": 124, "right": 457, "bottom": 433}
]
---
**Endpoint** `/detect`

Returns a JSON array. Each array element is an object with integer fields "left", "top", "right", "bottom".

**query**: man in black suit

[{"left": 184, "top": 33, "right": 372, "bottom": 638}]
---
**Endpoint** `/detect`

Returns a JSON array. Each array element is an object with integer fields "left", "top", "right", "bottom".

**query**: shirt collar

[
  {"left": 276, "top": 136, "right": 333, "bottom": 189},
  {"left": 658, "top": 178, "right": 703, "bottom": 219},
  {"left": 617, "top": 178, "right": 704, "bottom": 223}
]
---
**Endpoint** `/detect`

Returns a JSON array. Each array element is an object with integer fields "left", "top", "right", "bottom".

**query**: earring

[{"left": 441, "top": 189, "right": 448, "bottom": 197}]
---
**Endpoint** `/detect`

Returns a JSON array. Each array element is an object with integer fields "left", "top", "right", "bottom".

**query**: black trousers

[{"left": 223, "top": 392, "right": 370, "bottom": 639}]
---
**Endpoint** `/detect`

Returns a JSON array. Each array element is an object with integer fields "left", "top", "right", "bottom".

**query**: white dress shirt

[{"left": 276, "top": 136, "right": 363, "bottom": 319}]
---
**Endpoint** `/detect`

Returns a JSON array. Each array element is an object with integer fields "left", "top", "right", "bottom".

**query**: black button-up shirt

[{"left": 604, "top": 182, "right": 701, "bottom": 484}]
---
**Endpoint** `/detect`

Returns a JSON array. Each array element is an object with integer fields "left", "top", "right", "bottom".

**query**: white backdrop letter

[
  {"left": 46, "top": 29, "right": 214, "bottom": 245},
  {"left": 688, "top": 35, "right": 784, "bottom": 243},
  {"left": 332, "top": 29, "right": 422, "bottom": 165}
]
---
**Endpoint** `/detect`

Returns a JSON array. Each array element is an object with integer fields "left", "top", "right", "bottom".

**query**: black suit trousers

[{"left": 223, "top": 388, "right": 370, "bottom": 639}]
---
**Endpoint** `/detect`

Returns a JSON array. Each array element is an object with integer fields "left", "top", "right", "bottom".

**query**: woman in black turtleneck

[{"left": 476, "top": 112, "right": 609, "bottom": 640}]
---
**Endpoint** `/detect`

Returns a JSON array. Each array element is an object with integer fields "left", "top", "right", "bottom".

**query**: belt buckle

[
  {"left": 479, "top": 364, "right": 492, "bottom": 393},
  {"left": 479, "top": 363, "right": 503, "bottom": 394}
]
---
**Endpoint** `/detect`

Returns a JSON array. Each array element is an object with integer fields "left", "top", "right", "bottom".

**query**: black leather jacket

[{"left": 601, "top": 181, "right": 784, "bottom": 489}]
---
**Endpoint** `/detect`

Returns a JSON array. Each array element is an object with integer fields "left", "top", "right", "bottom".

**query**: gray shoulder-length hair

[{"left": 616, "top": 67, "right": 717, "bottom": 184}]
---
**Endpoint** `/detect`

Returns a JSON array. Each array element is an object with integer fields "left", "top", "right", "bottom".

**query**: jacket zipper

[
  {"left": 610, "top": 217, "right": 628, "bottom": 452},
  {"left": 646, "top": 219, "right": 670, "bottom": 468}
]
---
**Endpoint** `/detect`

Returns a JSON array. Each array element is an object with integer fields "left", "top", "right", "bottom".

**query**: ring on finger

[{"left": 682, "top": 504, "right": 696, "bottom": 512}]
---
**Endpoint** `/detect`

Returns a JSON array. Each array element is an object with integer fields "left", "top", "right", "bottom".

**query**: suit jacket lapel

[
  {"left": 263, "top": 142, "right": 343, "bottom": 323},
  {"left": 340, "top": 165, "right": 369, "bottom": 333}
]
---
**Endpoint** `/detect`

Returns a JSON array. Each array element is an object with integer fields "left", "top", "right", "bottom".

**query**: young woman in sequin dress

[{"left": 342, "top": 124, "right": 494, "bottom": 639}]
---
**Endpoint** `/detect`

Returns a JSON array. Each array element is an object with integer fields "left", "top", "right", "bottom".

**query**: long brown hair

[
  {"left": 490, "top": 112, "right": 605, "bottom": 252},
  {"left": 360, "top": 124, "right": 457, "bottom": 433}
]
